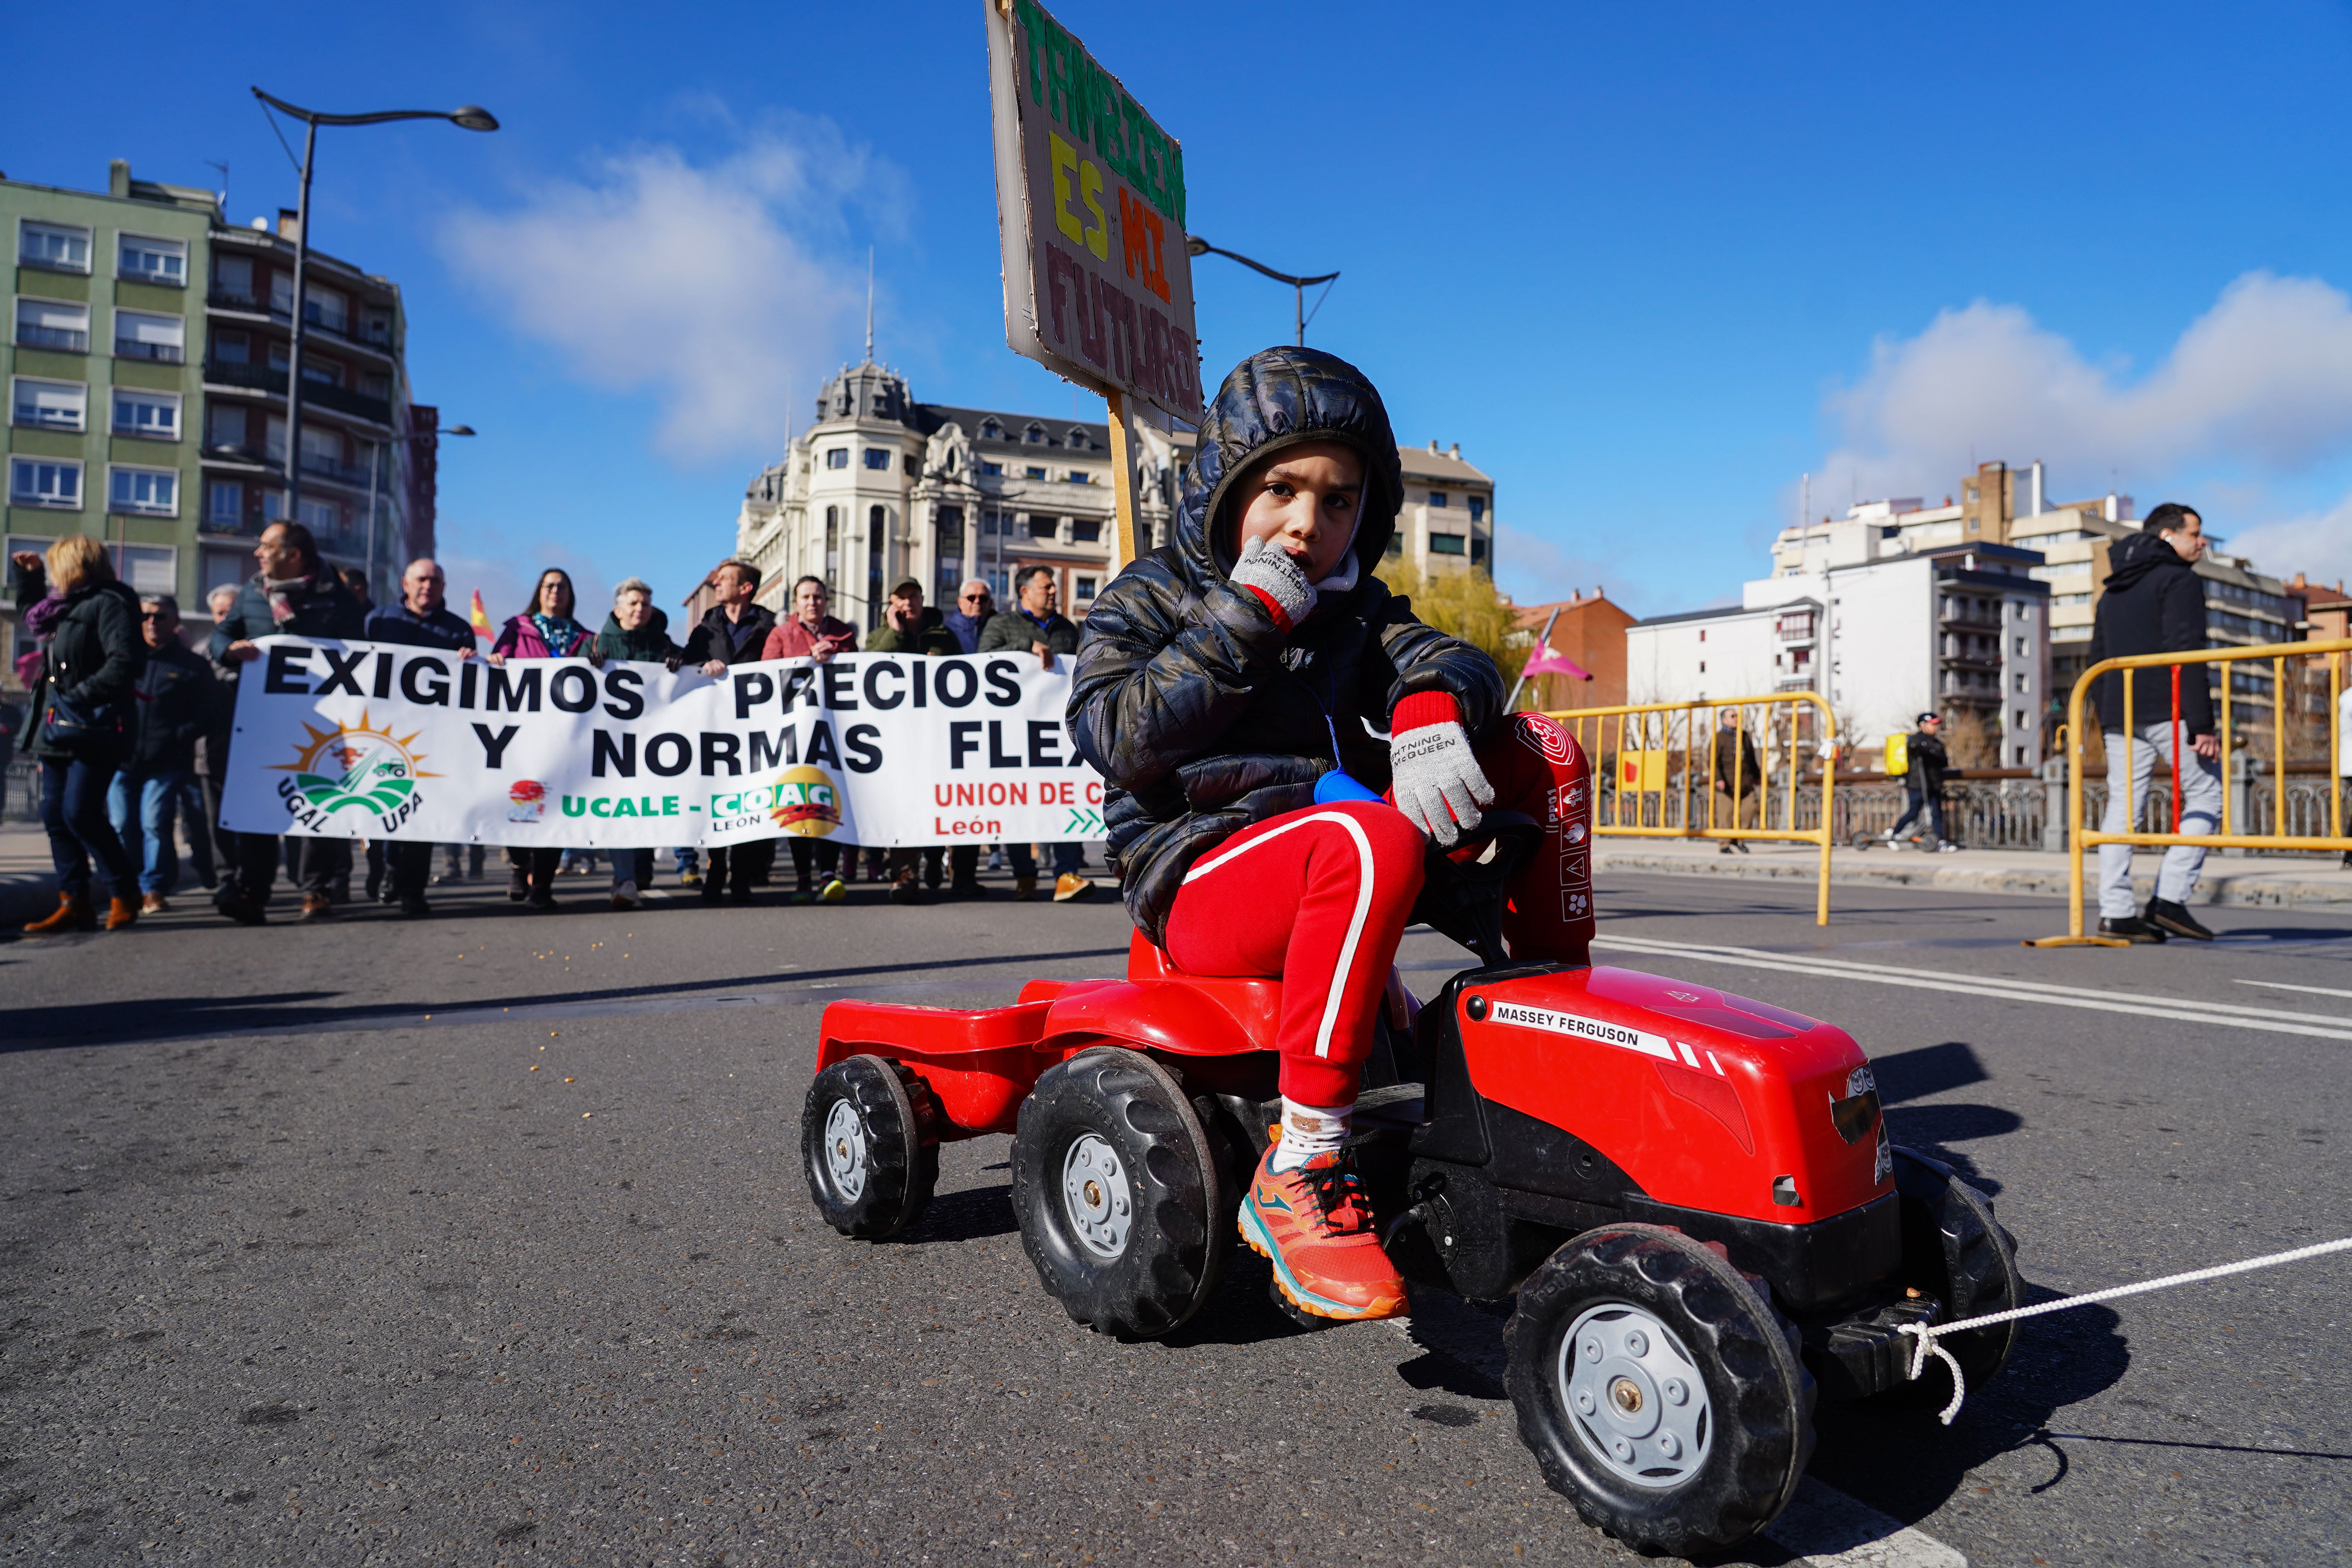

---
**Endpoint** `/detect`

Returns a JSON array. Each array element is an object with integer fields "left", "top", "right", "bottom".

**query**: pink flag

[{"left": 1522, "top": 645, "right": 1592, "bottom": 681}]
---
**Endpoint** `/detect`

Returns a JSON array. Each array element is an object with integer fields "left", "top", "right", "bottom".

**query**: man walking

[
  {"left": 364, "top": 559, "right": 476, "bottom": 916},
  {"left": 980, "top": 566, "right": 1089, "bottom": 900},
  {"left": 1884, "top": 713, "right": 1955, "bottom": 852},
  {"left": 1708, "top": 708, "right": 1762, "bottom": 854},
  {"left": 209, "top": 522, "right": 366, "bottom": 922},
  {"left": 2088, "top": 502, "right": 2222, "bottom": 942},
  {"left": 108, "top": 595, "right": 216, "bottom": 912},
  {"left": 684, "top": 561, "right": 779, "bottom": 904}
]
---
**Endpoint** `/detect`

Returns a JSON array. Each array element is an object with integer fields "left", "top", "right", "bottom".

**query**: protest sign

[{"left": 218, "top": 639, "right": 1105, "bottom": 850}]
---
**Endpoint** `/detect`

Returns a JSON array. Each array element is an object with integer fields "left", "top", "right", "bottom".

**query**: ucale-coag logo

[{"left": 270, "top": 713, "right": 436, "bottom": 817}]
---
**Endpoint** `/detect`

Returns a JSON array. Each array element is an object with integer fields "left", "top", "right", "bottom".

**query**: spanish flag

[{"left": 469, "top": 589, "right": 494, "bottom": 641}]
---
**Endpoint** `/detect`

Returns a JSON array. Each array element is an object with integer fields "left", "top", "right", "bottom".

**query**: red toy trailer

[{"left": 801, "top": 817, "right": 2021, "bottom": 1557}]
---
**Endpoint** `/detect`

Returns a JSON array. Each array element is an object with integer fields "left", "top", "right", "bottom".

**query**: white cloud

[
  {"left": 1492, "top": 523, "right": 1633, "bottom": 610},
  {"left": 2226, "top": 488, "right": 2352, "bottom": 592},
  {"left": 441, "top": 118, "right": 902, "bottom": 462},
  {"left": 1813, "top": 272, "right": 2352, "bottom": 510}
]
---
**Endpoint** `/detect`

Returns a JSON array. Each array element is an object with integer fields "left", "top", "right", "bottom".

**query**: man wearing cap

[{"left": 1884, "top": 711, "right": 1955, "bottom": 852}]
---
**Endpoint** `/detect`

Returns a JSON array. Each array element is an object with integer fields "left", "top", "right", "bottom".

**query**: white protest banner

[{"left": 218, "top": 639, "right": 1105, "bottom": 850}]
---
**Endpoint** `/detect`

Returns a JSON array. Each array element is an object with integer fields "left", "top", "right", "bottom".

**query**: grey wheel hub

[
  {"left": 1060, "top": 1133, "right": 1133, "bottom": 1258},
  {"left": 1559, "top": 1303, "right": 1711, "bottom": 1487},
  {"left": 823, "top": 1097, "right": 867, "bottom": 1200}
]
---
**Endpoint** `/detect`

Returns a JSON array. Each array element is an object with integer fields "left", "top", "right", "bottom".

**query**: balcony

[
  {"left": 206, "top": 360, "right": 285, "bottom": 394},
  {"left": 299, "top": 450, "right": 374, "bottom": 488},
  {"left": 198, "top": 362, "right": 393, "bottom": 426},
  {"left": 114, "top": 338, "right": 185, "bottom": 365},
  {"left": 206, "top": 288, "right": 267, "bottom": 314},
  {"left": 17, "top": 325, "right": 88, "bottom": 354}
]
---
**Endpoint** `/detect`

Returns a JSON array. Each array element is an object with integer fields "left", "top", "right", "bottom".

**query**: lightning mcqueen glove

[
  {"left": 1231, "top": 535, "right": 1316, "bottom": 633},
  {"left": 1388, "top": 692, "right": 1494, "bottom": 847}
]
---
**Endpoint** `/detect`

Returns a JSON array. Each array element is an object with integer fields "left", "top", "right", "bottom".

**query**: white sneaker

[
  {"left": 612, "top": 880, "right": 641, "bottom": 910},
  {"left": 1936, "top": 841, "right": 1959, "bottom": 854}
]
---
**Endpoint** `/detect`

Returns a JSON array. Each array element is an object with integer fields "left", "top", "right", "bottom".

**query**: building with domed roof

[{"left": 733, "top": 357, "right": 1181, "bottom": 628}]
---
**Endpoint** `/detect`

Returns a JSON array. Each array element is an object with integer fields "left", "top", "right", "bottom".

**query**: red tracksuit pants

[{"left": 1162, "top": 714, "right": 1595, "bottom": 1105}]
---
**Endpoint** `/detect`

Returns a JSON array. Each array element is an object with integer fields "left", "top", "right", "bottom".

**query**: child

[{"left": 1071, "top": 347, "right": 1595, "bottom": 1321}]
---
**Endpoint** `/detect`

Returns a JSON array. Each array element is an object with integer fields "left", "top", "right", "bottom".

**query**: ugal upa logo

[{"left": 269, "top": 712, "right": 437, "bottom": 831}]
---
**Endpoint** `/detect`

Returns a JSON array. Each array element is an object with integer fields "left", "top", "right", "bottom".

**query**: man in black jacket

[
  {"left": 209, "top": 521, "right": 367, "bottom": 923},
  {"left": 2086, "top": 503, "right": 2223, "bottom": 942},
  {"left": 107, "top": 594, "right": 217, "bottom": 912},
  {"left": 364, "top": 558, "right": 476, "bottom": 916},
  {"left": 1885, "top": 713, "right": 1955, "bottom": 851},
  {"left": 682, "top": 560, "right": 780, "bottom": 903},
  {"left": 984, "top": 566, "right": 1087, "bottom": 898}
]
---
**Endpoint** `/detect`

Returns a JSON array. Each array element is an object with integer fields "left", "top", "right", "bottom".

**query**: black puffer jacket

[
  {"left": 1070, "top": 347, "right": 1504, "bottom": 945},
  {"left": 2088, "top": 531, "right": 2214, "bottom": 737},
  {"left": 17, "top": 568, "right": 145, "bottom": 764}
]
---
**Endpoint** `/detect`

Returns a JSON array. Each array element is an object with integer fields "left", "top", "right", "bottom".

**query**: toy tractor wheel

[
  {"left": 802, "top": 1055, "right": 939, "bottom": 1239},
  {"left": 1880, "top": 1145, "right": 2023, "bottom": 1408},
  {"left": 1011, "top": 1047, "right": 1233, "bottom": 1339},
  {"left": 1505, "top": 1224, "right": 1814, "bottom": 1558}
]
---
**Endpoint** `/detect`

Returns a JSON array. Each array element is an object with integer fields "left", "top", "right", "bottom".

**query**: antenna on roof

[
  {"left": 204, "top": 159, "right": 229, "bottom": 215},
  {"left": 864, "top": 246, "right": 875, "bottom": 365}
]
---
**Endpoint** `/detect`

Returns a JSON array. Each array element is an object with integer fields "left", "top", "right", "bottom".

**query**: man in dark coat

[
  {"left": 863, "top": 578, "right": 960, "bottom": 657},
  {"left": 681, "top": 560, "right": 780, "bottom": 902},
  {"left": 209, "top": 521, "right": 367, "bottom": 923},
  {"left": 108, "top": 593, "right": 217, "bottom": 911},
  {"left": 1708, "top": 708, "right": 1764, "bottom": 853},
  {"left": 1070, "top": 346, "right": 1596, "bottom": 1323},
  {"left": 1884, "top": 712, "right": 1953, "bottom": 851},
  {"left": 2086, "top": 503, "right": 2222, "bottom": 942},
  {"left": 943, "top": 578, "right": 994, "bottom": 654},
  {"left": 983, "top": 566, "right": 1088, "bottom": 898},
  {"left": 363, "top": 557, "right": 477, "bottom": 916}
]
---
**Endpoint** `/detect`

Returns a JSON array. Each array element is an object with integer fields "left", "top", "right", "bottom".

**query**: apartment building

[
  {"left": 5, "top": 160, "right": 432, "bottom": 689},
  {"left": 1386, "top": 442, "right": 1496, "bottom": 577}
]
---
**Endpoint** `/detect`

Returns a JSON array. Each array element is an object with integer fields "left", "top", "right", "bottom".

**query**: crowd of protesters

[{"left": 8, "top": 532, "right": 1097, "bottom": 935}]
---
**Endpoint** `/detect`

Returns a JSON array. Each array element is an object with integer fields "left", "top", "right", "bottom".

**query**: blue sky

[{"left": 11, "top": 0, "right": 2352, "bottom": 617}]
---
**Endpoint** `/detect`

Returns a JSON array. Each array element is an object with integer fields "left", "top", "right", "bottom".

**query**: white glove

[
  {"left": 1230, "top": 535, "right": 1315, "bottom": 631},
  {"left": 1389, "top": 720, "right": 1495, "bottom": 846}
]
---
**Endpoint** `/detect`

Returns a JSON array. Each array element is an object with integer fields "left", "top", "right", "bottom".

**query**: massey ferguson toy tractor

[{"left": 800, "top": 811, "right": 2022, "bottom": 1557}]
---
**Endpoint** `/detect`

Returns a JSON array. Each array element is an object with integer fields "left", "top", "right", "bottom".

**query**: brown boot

[
  {"left": 24, "top": 893, "right": 94, "bottom": 935},
  {"left": 105, "top": 897, "right": 139, "bottom": 932},
  {"left": 1013, "top": 875, "right": 1038, "bottom": 902}
]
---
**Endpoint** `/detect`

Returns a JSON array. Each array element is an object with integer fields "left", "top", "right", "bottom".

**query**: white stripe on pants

[{"left": 2099, "top": 723, "right": 2223, "bottom": 918}]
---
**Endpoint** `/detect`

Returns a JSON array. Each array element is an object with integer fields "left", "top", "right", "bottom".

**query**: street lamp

[
  {"left": 363, "top": 425, "right": 475, "bottom": 599},
  {"left": 248, "top": 88, "right": 496, "bottom": 528},
  {"left": 1184, "top": 235, "right": 1339, "bottom": 348}
]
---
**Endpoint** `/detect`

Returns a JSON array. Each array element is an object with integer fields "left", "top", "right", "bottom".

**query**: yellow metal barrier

[
  {"left": 2028, "top": 636, "right": 2352, "bottom": 947},
  {"left": 1544, "top": 693, "right": 1840, "bottom": 925}
]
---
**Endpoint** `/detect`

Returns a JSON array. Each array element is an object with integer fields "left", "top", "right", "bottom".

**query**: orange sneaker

[{"left": 1239, "top": 1142, "right": 1407, "bottom": 1321}]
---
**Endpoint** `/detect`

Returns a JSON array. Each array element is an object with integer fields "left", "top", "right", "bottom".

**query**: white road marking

[
  {"left": 1589, "top": 933, "right": 2352, "bottom": 1044},
  {"left": 2236, "top": 978, "right": 2352, "bottom": 1002},
  {"left": 1764, "top": 1477, "right": 1969, "bottom": 1567}
]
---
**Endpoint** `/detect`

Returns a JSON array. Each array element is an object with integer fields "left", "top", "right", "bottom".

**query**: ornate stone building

[{"left": 733, "top": 358, "right": 1180, "bottom": 627}]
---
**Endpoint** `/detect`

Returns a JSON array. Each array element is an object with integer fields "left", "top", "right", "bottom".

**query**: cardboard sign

[{"left": 983, "top": 0, "right": 1203, "bottom": 425}]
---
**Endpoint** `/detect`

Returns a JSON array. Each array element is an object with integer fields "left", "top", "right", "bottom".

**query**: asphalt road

[{"left": 1, "top": 860, "right": 2348, "bottom": 1567}]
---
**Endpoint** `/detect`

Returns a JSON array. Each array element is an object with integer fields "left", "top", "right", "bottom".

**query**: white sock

[{"left": 1270, "top": 1098, "right": 1353, "bottom": 1173}]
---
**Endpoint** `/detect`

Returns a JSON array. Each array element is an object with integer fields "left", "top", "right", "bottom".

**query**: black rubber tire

[
  {"left": 802, "top": 1055, "right": 939, "bottom": 1239},
  {"left": 1880, "top": 1145, "right": 2023, "bottom": 1408},
  {"left": 1505, "top": 1224, "right": 1815, "bottom": 1558},
  {"left": 1011, "top": 1047, "right": 1230, "bottom": 1338}
]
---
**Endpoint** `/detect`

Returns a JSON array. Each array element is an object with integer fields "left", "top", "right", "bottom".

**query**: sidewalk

[{"left": 1592, "top": 835, "right": 2352, "bottom": 907}]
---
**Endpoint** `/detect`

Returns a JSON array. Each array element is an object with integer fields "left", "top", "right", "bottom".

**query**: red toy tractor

[{"left": 800, "top": 815, "right": 2022, "bottom": 1557}]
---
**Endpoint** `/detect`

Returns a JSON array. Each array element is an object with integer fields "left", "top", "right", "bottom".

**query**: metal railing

[
  {"left": 114, "top": 339, "right": 185, "bottom": 364},
  {"left": 1545, "top": 693, "right": 1840, "bottom": 924},
  {"left": 16, "top": 325, "right": 88, "bottom": 353},
  {"left": 2029, "top": 637, "right": 2351, "bottom": 947}
]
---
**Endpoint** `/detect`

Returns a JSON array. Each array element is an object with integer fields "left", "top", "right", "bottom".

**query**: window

[
  {"left": 1076, "top": 575, "right": 1098, "bottom": 601},
  {"left": 114, "top": 309, "right": 185, "bottom": 364},
  {"left": 1385, "top": 532, "right": 1403, "bottom": 557},
  {"left": 297, "top": 496, "right": 339, "bottom": 534},
  {"left": 299, "top": 356, "right": 342, "bottom": 388},
  {"left": 825, "top": 448, "right": 848, "bottom": 470},
  {"left": 20, "top": 221, "right": 92, "bottom": 272},
  {"left": 1067, "top": 425, "right": 1089, "bottom": 448},
  {"left": 303, "top": 283, "right": 348, "bottom": 334},
  {"left": 864, "top": 447, "right": 892, "bottom": 470},
  {"left": 1071, "top": 519, "right": 1102, "bottom": 543},
  {"left": 980, "top": 419, "right": 1003, "bottom": 440},
  {"left": 1023, "top": 422, "right": 1045, "bottom": 445},
  {"left": 109, "top": 465, "right": 178, "bottom": 517},
  {"left": 1428, "top": 491, "right": 1448, "bottom": 507},
  {"left": 1029, "top": 515, "right": 1060, "bottom": 541},
  {"left": 1428, "top": 532, "right": 1466, "bottom": 556},
  {"left": 9, "top": 457, "right": 81, "bottom": 509},
  {"left": 112, "top": 388, "right": 180, "bottom": 440},
  {"left": 1068, "top": 470, "right": 1092, "bottom": 484},
  {"left": 2013, "top": 673, "right": 2029, "bottom": 693},
  {"left": 211, "top": 330, "right": 250, "bottom": 365},
  {"left": 362, "top": 307, "right": 393, "bottom": 347},
  {"left": 270, "top": 271, "right": 295, "bottom": 318},
  {"left": 267, "top": 339, "right": 290, "bottom": 370},
  {"left": 207, "top": 481, "right": 244, "bottom": 526},
  {"left": 1471, "top": 537, "right": 1487, "bottom": 564},
  {"left": 213, "top": 254, "right": 254, "bottom": 306},
  {"left": 16, "top": 297, "right": 89, "bottom": 353},
  {"left": 823, "top": 505, "right": 840, "bottom": 590},
  {"left": 980, "top": 461, "right": 1002, "bottom": 477},
  {"left": 116, "top": 544, "right": 176, "bottom": 594},
  {"left": 980, "top": 509, "right": 1002, "bottom": 535},
  {"left": 358, "top": 372, "right": 390, "bottom": 400},
  {"left": 904, "top": 452, "right": 920, "bottom": 475},
  {"left": 1468, "top": 495, "right": 1486, "bottom": 523},
  {"left": 2014, "top": 637, "right": 2029, "bottom": 656},
  {"left": 1025, "top": 466, "right": 1048, "bottom": 480},
  {"left": 11, "top": 377, "right": 85, "bottom": 431},
  {"left": 264, "top": 416, "right": 288, "bottom": 463},
  {"left": 118, "top": 234, "right": 187, "bottom": 286}
]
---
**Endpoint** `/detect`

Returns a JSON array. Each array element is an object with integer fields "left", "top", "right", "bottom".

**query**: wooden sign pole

[{"left": 1104, "top": 387, "right": 1141, "bottom": 575}]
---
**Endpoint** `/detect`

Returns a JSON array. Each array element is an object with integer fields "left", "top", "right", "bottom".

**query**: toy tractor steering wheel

[{"left": 1410, "top": 809, "right": 1544, "bottom": 968}]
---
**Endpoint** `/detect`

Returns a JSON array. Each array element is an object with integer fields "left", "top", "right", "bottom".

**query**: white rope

[{"left": 1898, "top": 1235, "right": 2352, "bottom": 1426}]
